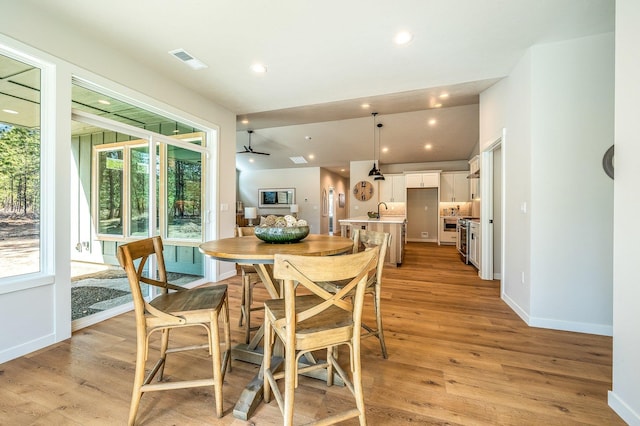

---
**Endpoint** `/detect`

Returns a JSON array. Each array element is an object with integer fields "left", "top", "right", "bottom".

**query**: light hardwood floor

[{"left": 0, "top": 243, "right": 624, "bottom": 425}]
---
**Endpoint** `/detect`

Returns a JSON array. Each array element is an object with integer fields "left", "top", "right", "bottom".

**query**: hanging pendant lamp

[
  {"left": 374, "top": 122, "right": 385, "bottom": 181},
  {"left": 368, "top": 112, "right": 379, "bottom": 176}
]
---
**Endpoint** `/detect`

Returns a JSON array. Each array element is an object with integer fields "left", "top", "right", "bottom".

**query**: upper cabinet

[
  {"left": 440, "top": 171, "right": 469, "bottom": 203},
  {"left": 468, "top": 156, "right": 480, "bottom": 200},
  {"left": 405, "top": 172, "right": 439, "bottom": 188},
  {"left": 379, "top": 174, "right": 406, "bottom": 202}
]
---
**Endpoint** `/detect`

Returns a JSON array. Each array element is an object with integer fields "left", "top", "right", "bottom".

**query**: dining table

[{"left": 198, "top": 233, "right": 355, "bottom": 420}]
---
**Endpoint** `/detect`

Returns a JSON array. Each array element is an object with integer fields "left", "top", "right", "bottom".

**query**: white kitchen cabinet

[
  {"left": 379, "top": 174, "right": 406, "bottom": 202},
  {"left": 438, "top": 217, "right": 458, "bottom": 244},
  {"left": 405, "top": 172, "right": 439, "bottom": 188},
  {"left": 468, "top": 156, "right": 480, "bottom": 200},
  {"left": 440, "top": 171, "right": 469, "bottom": 202},
  {"left": 468, "top": 220, "right": 480, "bottom": 268}
]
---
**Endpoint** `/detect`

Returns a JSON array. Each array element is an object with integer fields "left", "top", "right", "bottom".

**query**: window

[
  {"left": 91, "top": 133, "right": 204, "bottom": 242},
  {"left": 0, "top": 54, "right": 42, "bottom": 279}
]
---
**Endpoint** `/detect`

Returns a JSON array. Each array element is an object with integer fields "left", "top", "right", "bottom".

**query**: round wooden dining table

[
  {"left": 198, "top": 233, "right": 354, "bottom": 420},
  {"left": 199, "top": 233, "right": 355, "bottom": 262},
  {"left": 199, "top": 233, "right": 354, "bottom": 298}
]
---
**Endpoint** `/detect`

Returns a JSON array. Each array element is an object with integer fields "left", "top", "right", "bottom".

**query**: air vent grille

[
  {"left": 168, "top": 49, "right": 208, "bottom": 70},
  {"left": 172, "top": 50, "right": 194, "bottom": 62}
]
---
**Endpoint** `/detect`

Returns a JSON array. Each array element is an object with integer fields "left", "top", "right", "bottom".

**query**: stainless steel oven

[{"left": 457, "top": 218, "right": 469, "bottom": 264}]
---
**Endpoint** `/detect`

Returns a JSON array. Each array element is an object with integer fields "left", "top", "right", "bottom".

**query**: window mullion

[{"left": 122, "top": 147, "right": 131, "bottom": 238}]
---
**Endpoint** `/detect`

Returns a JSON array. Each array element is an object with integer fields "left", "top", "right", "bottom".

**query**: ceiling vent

[
  {"left": 289, "top": 156, "right": 308, "bottom": 164},
  {"left": 168, "top": 49, "right": 208, "bottom": 70}
]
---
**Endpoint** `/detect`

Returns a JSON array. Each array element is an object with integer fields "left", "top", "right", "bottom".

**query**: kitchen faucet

[{"left": 377, "top": 202, "right": 388, "bottom": 219}]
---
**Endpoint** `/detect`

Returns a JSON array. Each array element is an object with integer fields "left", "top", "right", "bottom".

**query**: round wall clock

[{"left": 353, "top": 180, "right": 374, "bottom": 201}]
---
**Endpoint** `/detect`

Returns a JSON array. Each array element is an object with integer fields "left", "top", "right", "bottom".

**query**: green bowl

[{"left": 254, "top": 226, "right": 310, "bottom": 243}]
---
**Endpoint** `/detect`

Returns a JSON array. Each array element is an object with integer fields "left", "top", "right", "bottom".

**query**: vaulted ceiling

[{"left": 3, "top": 1, "right": 615, "bottom": 176}]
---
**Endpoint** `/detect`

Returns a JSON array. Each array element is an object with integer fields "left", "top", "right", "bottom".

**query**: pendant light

[
  {"left": 374, "top": 122, "right": 385, "bottom": 181},
  {"left": 368, "top": 112, "right": 379, "bottom": 177}
]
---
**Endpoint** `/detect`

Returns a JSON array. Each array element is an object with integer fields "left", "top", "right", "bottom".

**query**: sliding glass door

[{"left": 70, "top": 82, "right": 211, "bottom": 326}]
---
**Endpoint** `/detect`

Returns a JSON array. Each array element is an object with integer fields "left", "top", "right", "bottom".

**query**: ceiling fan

[{"left": 237, "top": 130, "right": 270, "bottom": 155}]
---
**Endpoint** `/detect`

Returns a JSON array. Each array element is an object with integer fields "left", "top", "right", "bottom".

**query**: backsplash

[
  {"left": 440, "top": 202, "right": 471, "bottom": 216},
  {"left": 379, "top": 202, "right": 406, "bottom": 217}
]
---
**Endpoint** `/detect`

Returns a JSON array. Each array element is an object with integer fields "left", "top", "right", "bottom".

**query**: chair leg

[
  {"left": 210, "top": 311, "right": 224, "bottom": 418},
  {"left": 239, "top": 274, "right": 247, "bottom": 327},
  {"left": 283, "top": 339, "right": 296, "bottom": 426},
  {"left": 158, "top": 328, "right": 170, "bottom": 380},
  {"left": 243, "top": 276, "right": 252, "bottom": 343},
  {"left": 222, "top": 291, "right": 232, "bottom": 374},
  {"left": 128, "top": 339, "right": 147, "bottom": 426},
  {"left": 263, "top": 316, "right": 273, "bottom": 403},
  {"left": 373, "top": 287, "right": 388, "bottom": 359},
  {"left": 352, "top": 340, "right": 367, "bottom": 425}
]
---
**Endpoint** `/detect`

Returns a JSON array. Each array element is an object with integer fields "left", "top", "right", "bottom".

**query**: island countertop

[
  {"left": 339, "top": 216, "right": 406, "bottom": 266},
  {"left": 339, "top": 216, "right": 406, "bottom": 224}
]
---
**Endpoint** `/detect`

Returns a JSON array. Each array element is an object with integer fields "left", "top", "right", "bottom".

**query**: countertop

[{"left": 339, "top": 216, "right": 407, "bottom": 224}]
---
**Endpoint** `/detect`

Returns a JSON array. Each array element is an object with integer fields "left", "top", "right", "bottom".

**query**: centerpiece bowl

[{"left": 254, "top": 225, "right": 310, "bottom": 243}]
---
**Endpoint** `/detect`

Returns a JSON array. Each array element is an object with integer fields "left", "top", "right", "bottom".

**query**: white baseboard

[
  {"left": 0, "top": 334, "right": 57, "bottom": 364},
  {"left": 502, "top": 291, "right": 612, "bottom": 336},
  {"left": 407, "top": 238, "right": 438, "bottom": 243},
  {"left": 608, "top": 390, "right": 640, "bottom": 426},
  {"left": 529, "top": 316, "right": 612, "bottom": 336}
]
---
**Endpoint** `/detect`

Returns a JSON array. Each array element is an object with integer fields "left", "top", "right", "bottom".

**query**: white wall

[
  {"left": 609, "top": 0, "right": 640, "bottom": 423},
  {"left": 479, "top": 33, "right": 615, "bottom": 335},
  {"left": 529, "top": 34, "right": 614, "bottom": 334},
  {"left": 0, "top": 4, "right": 237, "bottom": 363},
  {"left": 238, "top": 168, "right": 322, "bottom": 233},
  {"left": 481, "top": 52, "right": 533, "bottom": 319}
]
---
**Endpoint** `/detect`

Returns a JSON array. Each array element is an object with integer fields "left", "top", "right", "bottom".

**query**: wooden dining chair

[
  {"left": 236, "top": 226, "right": 263, "bottom": 343},
  {"left": 318, "top": 229, "right": 391, "bottom": 358},
  {"left": 263, "top": 246, "right": 380, "bottom": 425},
  {"left": 117, "top": 236, "right": 231, "bottom": 426}
]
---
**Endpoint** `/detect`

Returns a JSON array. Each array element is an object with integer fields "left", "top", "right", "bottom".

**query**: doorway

[{"left": 480, "top": 131, "right": 505, "bottom": 282}]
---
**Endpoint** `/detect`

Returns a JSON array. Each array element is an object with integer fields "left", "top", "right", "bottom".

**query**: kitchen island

[{"left": 339, "top": 216, "right": 406, "bottom": 266}]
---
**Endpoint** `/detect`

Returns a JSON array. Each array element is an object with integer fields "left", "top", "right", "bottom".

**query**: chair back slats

[
  {"left": 116, "top": 236, "right": 182, "bottom": 324},
  {"left": 356, "top": 230, "right": 390, "bottom": 286},
  {"left": 237, "top": 226, "right": 256, "bottom": 237},
  {"left": 273, "top": 247, "right": 379, "bottom": 327}
]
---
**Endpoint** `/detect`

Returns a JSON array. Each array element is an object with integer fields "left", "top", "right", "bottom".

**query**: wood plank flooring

[{"left": 0, "top": 243, "right": 624, "bottom": 425}]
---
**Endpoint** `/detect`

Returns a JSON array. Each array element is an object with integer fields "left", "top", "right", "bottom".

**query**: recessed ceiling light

[
  {"left": 341, "top": 169, "right": 345, "bottom": 172},
  {"left": 394, "top": 31, "right": 413, "bottom": 45},
  {"left": 251, "top": 63, "right": 267, "bottom": 73},
  {"left": 98, "top": 99, "right": 111, "bottom": 105},
  {"left": 249, "top": 158, "right": 255, "bottom": 163},
  {"left": 428, "top": 118, "right": 437, "bottom": 126},
  {"left": 308, "top": 154, "right": 315, "bottom": 160},
  {"left": 241, "top": 119, "right": 249, "bottom": 124},
  {"left": 361, "top": 103, "right": 370, "bottom": 109},
  {"left": 2, "top": 109, "right": 18, "bottom": 114},
  {"left": 382, "top": 147, "right": 389, "bottom": 153},
  {"left": 305, "top": 136, "right": 312, "bottom": 141},
  {"left": 425, "top": 144, "right": 432, "bottom": 150}
]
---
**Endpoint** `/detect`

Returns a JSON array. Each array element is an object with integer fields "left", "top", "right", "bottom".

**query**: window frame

[
  {"left": 75, "top": 109, "right": 208, "bottom": 246},
  {"left": 0, "top": 45, "right": 55, "bottom": 290}
]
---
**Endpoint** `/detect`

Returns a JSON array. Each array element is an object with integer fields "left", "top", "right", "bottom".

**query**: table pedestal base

[{"left": 231, "top": 346, "right": 345, "bottom": 420}]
